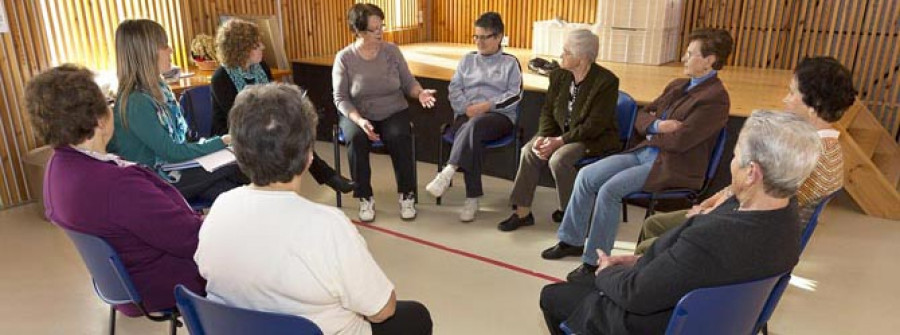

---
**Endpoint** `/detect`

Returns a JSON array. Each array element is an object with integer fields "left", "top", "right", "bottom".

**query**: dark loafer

[
  {"left": 551, "top": 209, "right": 565, "bottom": 223},
  {"left": 566, "top": 263, "right": 599, "bottom": 285},
  {"left": 541, "top": 242, "right": 584, "bottom": 260},
  {"left": 497, "top": 213, "right": 535, "bottom": 232},
  {"left": 325, "top": 175, "right": 356, "bottom": 194}
]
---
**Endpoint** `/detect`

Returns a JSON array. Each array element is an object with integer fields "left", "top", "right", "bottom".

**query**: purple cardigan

[{"left": 44, "top": 146, "right": 205, "bottom": 316}]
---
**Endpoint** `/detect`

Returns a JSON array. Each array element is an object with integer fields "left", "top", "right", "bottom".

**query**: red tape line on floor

[{"left": 353, "top": 221, "right": 564, "bottom": 283}]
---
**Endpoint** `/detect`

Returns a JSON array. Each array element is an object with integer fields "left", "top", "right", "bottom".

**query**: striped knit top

[{"left": 796, "top": 129, "right": 843, "bottom": 217}]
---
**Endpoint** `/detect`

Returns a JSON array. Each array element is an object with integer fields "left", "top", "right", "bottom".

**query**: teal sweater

[{"left": 108, "top": 91, "right": 225, "bottom": 168}]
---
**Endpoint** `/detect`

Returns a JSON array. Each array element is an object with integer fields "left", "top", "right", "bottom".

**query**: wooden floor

[{"left": 1, "top": 142, "right": 898, "bottom": 334}]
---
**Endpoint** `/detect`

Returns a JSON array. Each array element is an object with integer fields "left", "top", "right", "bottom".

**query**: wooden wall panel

[
  {"left": 431, "top": 0, "right": 597, "bottom": 49},
  {"left": 681, "top": 0, "right": 900, "bottom": 138}
]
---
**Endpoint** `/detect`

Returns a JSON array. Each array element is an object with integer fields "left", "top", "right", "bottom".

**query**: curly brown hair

[
  {"left": 25, "top": 64, "right": 109, "bottom": 147},
  {"left": 216, "top": 19, "right": 261, "bottom": 68}
]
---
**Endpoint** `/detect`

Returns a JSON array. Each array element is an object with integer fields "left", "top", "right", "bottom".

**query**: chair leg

[
  {"left": 333, "top": 125, "right": 342, "bottom": 208},
  {"left": 169, "top": 313, "right": 178, "bottom": 335},
  {"left": 109, "top": 306, "right": 116, "bottom": 335},
  {"left": 621, "top": 200, "right": 628, "bottom": 223},
  {"left": 437, "top": 134, "right": 444, "bottom": 206},
  {"left": 412, "top": 130, "right": 418, "bottom": 204},
  {"left": 645, "top": 197, "right": 656, "bottom": 219},
  {"left": 761, "top": 323, "right": 769, "bottom": 335}
]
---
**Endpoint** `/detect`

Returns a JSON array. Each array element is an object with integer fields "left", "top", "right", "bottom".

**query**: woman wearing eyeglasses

[{"left": 333, "top": 3, "right": 437, "bottom": 222}]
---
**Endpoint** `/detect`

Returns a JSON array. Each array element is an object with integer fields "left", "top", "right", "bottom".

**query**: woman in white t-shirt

[{"left": 195, "top": 82, "right": 432, "bottom": 335}]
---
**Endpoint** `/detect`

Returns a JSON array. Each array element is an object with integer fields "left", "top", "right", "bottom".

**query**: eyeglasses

[
  {"left": 472, "top": 33, "right": 497, "bottom": 41},
  {"left": 366, "top": 24, "right": 386, "bottom": 33}
]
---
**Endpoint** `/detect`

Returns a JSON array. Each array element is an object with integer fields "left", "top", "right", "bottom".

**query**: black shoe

[
  {"left": 566, "top": 263, "right": 599, "bottom": 284},
  {"left": 551, "top": 209, "right": 565, "bottom": 223},
  {"left": 497, "top": 213, "right": 535, "bottom": 232},
  {"left": 541, "top": 242, "right": 584, "bottom": 260},
  {"left": 325, "top": 175, "right": 356, "bottom": 194}
]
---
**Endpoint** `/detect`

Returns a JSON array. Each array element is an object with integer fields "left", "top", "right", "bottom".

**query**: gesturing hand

[
  {"left": 357, "top": 118, "right": 380, "bottom": 141},
  {"left": 418, "top": 89, "right": 437, "bottom": 108}
]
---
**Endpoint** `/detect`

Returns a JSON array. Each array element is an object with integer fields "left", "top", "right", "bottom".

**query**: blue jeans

[{"left": 557, "top": 147, "right": 657, "bottom": 265}]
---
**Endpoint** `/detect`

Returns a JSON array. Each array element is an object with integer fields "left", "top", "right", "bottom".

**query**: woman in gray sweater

[{"left": 333, "top": 3, "right": 436, "bottom": 223}]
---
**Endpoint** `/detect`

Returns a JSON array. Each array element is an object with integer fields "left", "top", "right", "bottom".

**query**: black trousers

[
  {"left": 370, "top": 300, "right": 432, "bottom": 335},
  {"left": 447, "top": 113, "right": 514, "bottom": 198},
  {"left": 540, "top": 282, "right": 595, "bottom": 335},
  {"left": 340, "top": 110, "right": 415, "bottom": 199},
  {"left": 308, "top": 152, "right": 337, "bottom": 185},
  {"left": 173, "top": 164, "right": 249, "bottom": 201}
]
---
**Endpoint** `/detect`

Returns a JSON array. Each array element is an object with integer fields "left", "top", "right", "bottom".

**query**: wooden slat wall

[
  {"left": 432, "top": 0, "right": 597, "bottom": 48},
  {"left": 681, "top": 0, "right": 900, "bottom": 138},
  {"left": 0, "top": 0, "right": 48, "bottom": 207},
  {"left": 0, "top": 0, "right": 426, "bottom": 207}
]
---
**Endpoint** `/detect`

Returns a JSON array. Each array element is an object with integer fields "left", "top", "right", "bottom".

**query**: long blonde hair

[{"left": 115, "top": 19, "right": 168, "bottom": 127}]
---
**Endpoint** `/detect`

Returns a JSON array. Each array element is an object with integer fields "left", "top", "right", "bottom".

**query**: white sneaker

[
  {"left": 459, "top": 197, "right": 479, "bottom": 222},
  {"left": 426, "top": 171, "right": 453, "bottom": 198},
  {"left": 359, "top": 198, "right": 375, "bottom": 222},
  {"left": 399, "top": 193, "right": 417, "bottom": 220}
]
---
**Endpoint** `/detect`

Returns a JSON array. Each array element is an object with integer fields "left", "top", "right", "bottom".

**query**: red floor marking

[{"left": 352, "top": 221, "right": 564, "bottom": 283}]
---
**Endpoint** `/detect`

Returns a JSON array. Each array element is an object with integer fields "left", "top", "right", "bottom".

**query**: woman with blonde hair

[
  {"left": 211, "top": 18, "right": 354, "bottom": 193},
  {"left": 108, "top": 19, "right": 247, "bottom": 202}
]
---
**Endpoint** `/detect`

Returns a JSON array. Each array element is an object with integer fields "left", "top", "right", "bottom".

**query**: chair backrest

[
  {"left": 664, "top": 273, "right": 782, "bottom": 335},
  {"left": 753, "top": 190, "right": 840, "bottom": 332},
  {"left": 616, "top": 91, "right": 638, "bottom": 148},
  {"left": 698, "top": 128, "right": 728, "bottom": 193},
  {"left": 174, "top": 285, "right": 324, "bottom": 335},
  {"left": 179, "top": 86, "right": 213, "bottom": 139},
  {"left": 800, "top": 190, "right": 839, "bottom": 253},
  {"left": 62, "top": 228, "right": 143, "bottom": 307}
]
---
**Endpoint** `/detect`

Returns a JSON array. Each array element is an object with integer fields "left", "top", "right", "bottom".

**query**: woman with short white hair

[{"left": 498, "top": 29, "right": 622, "bottom": 231}]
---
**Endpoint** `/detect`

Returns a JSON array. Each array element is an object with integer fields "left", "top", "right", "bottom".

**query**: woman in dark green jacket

[
  {"left": 498, "top": 29, "right": 621, "bottom": 232},
  {"left": 108, "top": 19, "right": 246, "bottom": 202}
]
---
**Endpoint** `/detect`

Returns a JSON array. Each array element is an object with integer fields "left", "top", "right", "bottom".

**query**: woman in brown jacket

[
  {"left": 498, "top": 29, "right": 621, "bottom": 232},
  {"left": 541, "top": 28, "right": 734, "bottom": 284}
]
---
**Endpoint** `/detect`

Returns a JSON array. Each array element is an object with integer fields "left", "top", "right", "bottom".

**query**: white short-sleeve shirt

[{"left": 195, "top": 186, "right": 394, "bottom": 335}]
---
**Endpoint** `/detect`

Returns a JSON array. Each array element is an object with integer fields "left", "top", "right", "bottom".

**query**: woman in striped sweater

[{"left": 633, "top": 56, "right": 857, "bottom": 254}]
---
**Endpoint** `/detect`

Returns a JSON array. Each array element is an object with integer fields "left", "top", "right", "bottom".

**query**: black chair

[
  {"left": 61, "top": 227, "right": 180, "bottom": 335},
  {"left": 434, "top": 105, "right": 524, "bottom": 205},
  {"left": 179, "top": 85, "right": 214, "bottom": 141},
  {"left": 332, "top": 120, "right": 417, "bottom": 207},
  {"left": 174, "top": 285, "right": 323, "bottom": 335}
]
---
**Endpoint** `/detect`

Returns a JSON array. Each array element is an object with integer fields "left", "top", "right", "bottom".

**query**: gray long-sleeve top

[
  {"left": 448, "top": 51, "right": 523, "bottom": 122},
  {"left": 332, "top": 42, "right": 420, "bottom": 121}
]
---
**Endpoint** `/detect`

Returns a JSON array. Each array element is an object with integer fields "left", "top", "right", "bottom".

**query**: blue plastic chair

[
  {"left": 174, "top": 285, "right": 323, "bottom": 335},
  {"left": 755, "top": 190, "right": 840, "bottom": 335},
  {"left": 664, "top": 273, "right": 783, "bottom": 335},
  {"left": 179, "top": 85, "right": 213, "bottom": 140},
  {"left": 61, "top": 227, "right": 180, "bottom": 335},
  {"left": 573, "top": 90, "right": 639, "bottom": 168},
  {"left": 435, "top": 105, "right": 524, "bottom": 205},
  {"left": 622, "top": 127, "right": 727, "bottom": 222},
  {"left": 332, "top": 121, "right": 417, "bottom": 207},
  {"left": 561, "top": 273, "right": 782, "bottom": 335}
]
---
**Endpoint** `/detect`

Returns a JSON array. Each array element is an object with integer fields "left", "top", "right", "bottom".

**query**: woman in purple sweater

[{"left": 26, "top": 64, "right": 205, "bottom": 316}]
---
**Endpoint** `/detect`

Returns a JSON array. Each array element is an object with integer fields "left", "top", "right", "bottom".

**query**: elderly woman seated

[
  {"left": 634, "top": 56, "right": 857, "bottom": 254},
  {"left": 497, "top": 29, "right": 621, "bottom": 231},
  {"left": 195, "top": 83, "right": 432, "bottom": 335},
  {"left": 540, "top": 28, "right": 734, "bottom": 284},
  {"left": 540, "top": 110, "right": 823, "bottom": 335},
  {"left": 27, "top": 64, "right": 205, "bottom": 317}
]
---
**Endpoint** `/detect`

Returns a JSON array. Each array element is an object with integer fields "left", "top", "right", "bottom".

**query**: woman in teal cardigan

[{"left": 108, "top": 19, "right": 247, "bottom": 201}]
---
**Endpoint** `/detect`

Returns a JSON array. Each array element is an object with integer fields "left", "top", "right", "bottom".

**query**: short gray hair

[
  {"left": 737, "top": 110, "right": 821, "bottom": 198},
  {"left": 566, "top": 29, "right": 599, "bottom": 62}
]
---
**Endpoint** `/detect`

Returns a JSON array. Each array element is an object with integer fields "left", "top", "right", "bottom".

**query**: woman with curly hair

[
  {"left": 108, "top": 19, "right": 247, "bottom": 202},
  {"left": 211, "top": 18, "right": 354, "bottom": 194}
]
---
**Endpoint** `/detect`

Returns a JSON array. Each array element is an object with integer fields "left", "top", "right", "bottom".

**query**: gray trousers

[
  {"left": 447, "top": 113, "right": 514, "bottom": 198},
  {"left": 509, "top": 137, "right": 586, "bottom": 210}
]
